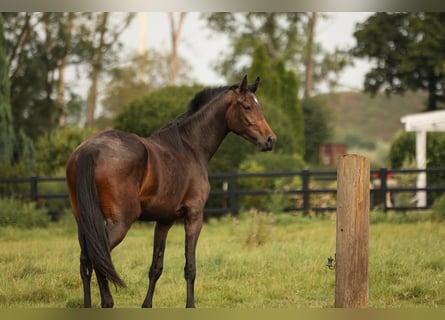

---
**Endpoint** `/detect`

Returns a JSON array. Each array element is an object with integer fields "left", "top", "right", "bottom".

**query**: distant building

[{"left": 320, "top": 143, "right": 347, "bottom": 166}]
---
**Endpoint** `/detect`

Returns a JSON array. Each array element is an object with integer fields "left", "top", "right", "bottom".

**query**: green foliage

[
  {"left": 35, "top": 126, "right": 95, "bottom": 175},
  {"left": 204, "top": 13, "right": 350, "bottom": 95},
  {"left": 249, "top": 43, "right": 304, "bottom": 157},
  {"left": 204, "top": 13, "right": 305, "bottom": 82},
  {"left": 37, "top": 167, "right": 70, "bottom": 215},
  {"left": 352, "top": 12, "right": 445, "bottom": 110},
  {"left": 432, "top": 194, "right": 445, "bottom": 221},
  {"left": 301, "top": 96, "right": 333, "bottom": 164},
  {"left": 102, "top": 51, "right": 191, "bottom": 124},
  {"left": 0, "top": 160, "right": 34, "bottom": 196},
  {"left": 0, "top": 14, "right": 14, "bottom": 163},
  {"left": 113, "top": 85, "right": 204, "bottom": 137},
  {"left": 3, "top": 13, "right": 133, "bottom": 161},
  {"left": 390, "top": 130, "right": 445, "bottom": 204},
  {"left": 389, "top": 130, "right": 416, "bottom": 168},
  {"left": 0, "top": 198, "right": 50, "bottom": 228},
  {"left": 237, "top": 153, "right": 305, "bottom": 210}
]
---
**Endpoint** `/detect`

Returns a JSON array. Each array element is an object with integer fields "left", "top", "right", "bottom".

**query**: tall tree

[
  {"left": 100, "top": 49, "right": 192, "bottom": 128},
  {"left": 167, "top": 12, "right": 187, "bottom": 85},
  {"left": 0, "top": 13, "right": 15, "bottom": 163},
  {"left": 85, "top": 12, "right": 109, "bottom": 127},
  {"left": 79, "top": 13, "right": 134, "bottom": 127},
  {"left": 2, "top": 12, "right": 134, "bottom": 164},
  {"left": 4, "top": 13, "right": 84, "bottom": 143},
  {"left": 304, "top": 12, "right": 317, "bottom": 98},
  {"left": 352, "top": 12, "right": 445, "bottom": 111},
  {"left": 249, "top": 43, "right": 304, "bottom": 156},
  {"left": 56, "top": 12, "right": 74, "bottom": 127},
  {"left": 203, "top": 12, "right": 349, "bottom": 95}
]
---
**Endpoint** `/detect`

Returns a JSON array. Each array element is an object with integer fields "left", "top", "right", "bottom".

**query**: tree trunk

[
  {"left": 56, "top": 12, "right": 74, "bottom": 127},
  {"left": 167, "top": 12, "right": 187, "bottom": 86},
  {"left": 304, "top": 12, "right": 317, "bottom": 99},
  {"left": 8, "top": 13, "right": 33, "bottom": 83},
  {"left": 43, "top": 13, "right": 55, "bottom": 136},
  {"left": 86, "top": 12, "right": 108, "bottom": 127}
]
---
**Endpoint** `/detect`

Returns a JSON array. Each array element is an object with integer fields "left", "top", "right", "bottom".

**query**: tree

[
  {"left": 113, "top": 85, "right": 205, "bottom": 138},
  {"left": 99, "top": 50, "right": 192, "bottom": 128},
  {"left": 352, "top": 12, "right": 445, "bottom": 111},
  {"left": 2, "top": 13, "right": 136, "bottom": 166},
  {"left": 249, "top": 43, "right": 304, "bottom": 157},
  {"left": 3, "top": 13, "right": 85, "bottom": 147},
  {"left": 81, "top": 13, "right": 134, "bottom": 127},
  {"left": 203, "top": 12, "right": 350, "bottom": 96},
  {"left": 167, "top": 12, "right": 187, "bottom": 85},
  {"left": 55, "top": 12, "right": 74, "bottom": 127},
  {"left": 301, "top": 96, "right": 333, "bottom": 164},
  {"left": 304, "top": 12, "right": 317, "bottom": 98},
  {"left": 0, "top": 13, "right": 15, "bottom": 163}
]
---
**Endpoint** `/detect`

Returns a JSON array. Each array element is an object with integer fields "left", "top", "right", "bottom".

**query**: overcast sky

[{"left": 119, "top": 12, "right": 374, "bottom": 91}]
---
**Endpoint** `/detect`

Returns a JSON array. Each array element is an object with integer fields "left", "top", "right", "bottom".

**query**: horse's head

[{"left": 226, "top": 75, "right": 276, "bottom": 151}]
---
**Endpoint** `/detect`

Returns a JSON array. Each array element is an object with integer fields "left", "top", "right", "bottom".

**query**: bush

[
  {"left": 241, "top": 209, "right": 275, "bottom": 247},
  {"left": 237, "top": 152, "right": 305, "bottom": 210},
  {"left": 0, "top": 160, "right": 34, "bottom": 196},
  {"left": 432, "top": 193, "right": 445, "bottom": 221},
  {"left": 35, "top": 126, "right": 95, "bottom": 176},
  {"left": 0, "top": 198, "right": 50, "bottom": 228}
]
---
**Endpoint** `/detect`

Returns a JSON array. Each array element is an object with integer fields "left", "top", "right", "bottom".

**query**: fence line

[{"left": 1, "top": 167, "right": 445, "bottom": 217}]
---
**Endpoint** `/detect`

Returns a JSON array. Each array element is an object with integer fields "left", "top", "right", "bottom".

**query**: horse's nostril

[{"left": 265, "top": 135, "right": 275, "bottom": 149}]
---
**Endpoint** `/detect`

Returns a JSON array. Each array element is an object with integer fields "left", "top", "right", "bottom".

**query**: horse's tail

[{"left": 75, "top": 150, "right": 126, "bottom": 288}]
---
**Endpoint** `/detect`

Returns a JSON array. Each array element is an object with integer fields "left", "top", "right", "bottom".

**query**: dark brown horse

[{"left": 66, "top": 75, "right": 276, "bottom": 308}]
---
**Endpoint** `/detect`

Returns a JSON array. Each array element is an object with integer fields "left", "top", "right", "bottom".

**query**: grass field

[{"left": 0, "top": 211, "right": 444, "bottom": 308}]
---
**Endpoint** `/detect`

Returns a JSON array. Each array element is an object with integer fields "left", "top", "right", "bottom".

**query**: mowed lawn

[{"left": 0, "top": 211, "right": 444, "bottom": 308}]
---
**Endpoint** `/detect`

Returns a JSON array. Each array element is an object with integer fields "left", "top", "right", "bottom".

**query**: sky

[{"left": 119, "top": 12, "right": 374, "bottom": 91}]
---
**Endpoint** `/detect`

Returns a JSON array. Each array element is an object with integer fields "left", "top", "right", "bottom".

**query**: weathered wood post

[{"left": 335, "top": 154, "right": 369, "bottom": 308}]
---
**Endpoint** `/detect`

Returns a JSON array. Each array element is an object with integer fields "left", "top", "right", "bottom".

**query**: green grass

[{"left": 0, "top": 211, "right": 444, "bottom": 308}]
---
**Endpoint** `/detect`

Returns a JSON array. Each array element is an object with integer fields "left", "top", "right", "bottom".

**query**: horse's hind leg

[
  {"left": 142, "top": 221, "right": 174, "bottom": 308},
  {"left": 78, "top": 228, "right": 93, "bottom": 307},
  {"left": 95, "top": 272, "right": 114, "bottom": 307},
  {"left": 79, "top": 249, "right": 93, "bottom": 307},
  {"left": 93, "top": 219, "right": 132, "bottom": 308}
]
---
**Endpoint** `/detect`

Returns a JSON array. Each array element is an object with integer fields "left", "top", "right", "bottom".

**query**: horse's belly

[{"left": 139, "top": 199, "right": 184, "bottom": 222}]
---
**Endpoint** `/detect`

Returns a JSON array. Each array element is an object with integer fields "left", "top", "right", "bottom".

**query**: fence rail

[{"left": 1, "top": 167, "right": 445, "bottom": 217}]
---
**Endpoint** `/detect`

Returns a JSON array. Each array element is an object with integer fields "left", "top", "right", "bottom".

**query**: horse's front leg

[{"left": 184, "top": 210, "right": 203, "bottom": 308}]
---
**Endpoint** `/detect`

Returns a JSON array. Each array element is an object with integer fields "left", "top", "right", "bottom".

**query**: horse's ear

[
  {"left": 239, "top": 75, "right": 248, "bottom": 93},
  {"left": 249, "top": 76, "right": 260, "bottom": 93}
]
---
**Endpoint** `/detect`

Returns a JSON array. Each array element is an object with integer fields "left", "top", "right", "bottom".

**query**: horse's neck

[{"left": 178, "top": 100, "right": 229, "bottom": 163}]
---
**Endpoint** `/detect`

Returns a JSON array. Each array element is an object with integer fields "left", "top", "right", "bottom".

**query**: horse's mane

[
  {"left": 186, "top": 84, "right": 237, "bottom": 115},
  {"left": 153, "top": 84, "right": 238, "bottom": 137}
]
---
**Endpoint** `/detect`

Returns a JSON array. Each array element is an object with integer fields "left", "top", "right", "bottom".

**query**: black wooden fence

[{"left": 1, "top": 167, "right": 445, "bottom": 217}]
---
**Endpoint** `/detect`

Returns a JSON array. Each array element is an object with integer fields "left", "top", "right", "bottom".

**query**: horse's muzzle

[{"left": 260, "top": 134, "right": 276, "bottom": 152}]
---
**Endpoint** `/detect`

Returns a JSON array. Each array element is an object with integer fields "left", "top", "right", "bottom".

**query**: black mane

[
  {"left": 186, "top": 84, "right": 237, "bottom": 114},
  {"left": 152, "top": 84, "right": 237, "bottom": 138}
]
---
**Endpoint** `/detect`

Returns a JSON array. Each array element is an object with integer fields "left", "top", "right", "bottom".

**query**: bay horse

[{"left": 66, "top": 75, "right": 276, "bottom": 308}]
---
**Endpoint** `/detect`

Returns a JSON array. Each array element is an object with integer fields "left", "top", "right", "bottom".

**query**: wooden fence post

[
  {"left": 301, "top": 169, "right": 310, "bottom": 215},
  {"left": 335, "top": 154, "right": 369, "bottom": 308}
]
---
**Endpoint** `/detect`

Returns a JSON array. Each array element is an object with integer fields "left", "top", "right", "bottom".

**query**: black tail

[{"left": 75, "top": 150, "right": 126, "bottom": 288}]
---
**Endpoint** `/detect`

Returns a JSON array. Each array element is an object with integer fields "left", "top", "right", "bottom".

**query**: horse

[{"left": 66, "top": 75, "right": 276, "bottom": 308}]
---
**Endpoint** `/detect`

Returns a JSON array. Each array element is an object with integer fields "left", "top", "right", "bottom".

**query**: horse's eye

[{"left": 243, "top": 105, "right": 251, "bottom": 111}]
